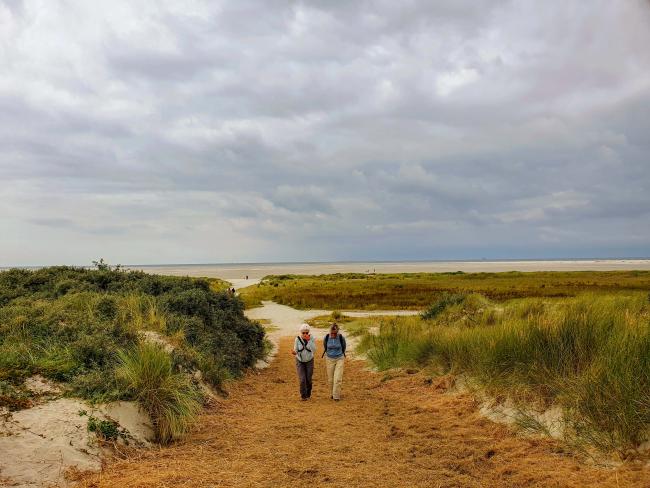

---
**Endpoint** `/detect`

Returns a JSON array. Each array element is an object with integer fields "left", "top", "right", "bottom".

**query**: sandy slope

[{"left": 76, "top": 338, "right": 648, "bottom": 487}]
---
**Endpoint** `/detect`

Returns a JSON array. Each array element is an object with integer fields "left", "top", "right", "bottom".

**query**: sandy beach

[{"left": 127, "top": 259, "right": 650, "bottom": 281}]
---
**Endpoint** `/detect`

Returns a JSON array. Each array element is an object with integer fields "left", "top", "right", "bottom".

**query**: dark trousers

[{"left": 296, "top": 358, "right": 314, "bottom": 399}]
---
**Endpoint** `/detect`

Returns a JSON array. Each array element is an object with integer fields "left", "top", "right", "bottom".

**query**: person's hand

[{"left": 291, "top": 350, "right": 296, "bottom": 355}]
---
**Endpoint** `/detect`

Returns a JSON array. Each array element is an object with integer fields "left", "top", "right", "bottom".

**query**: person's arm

[{"left": 292, "top": 337, "right": 298, "bottom": 356}]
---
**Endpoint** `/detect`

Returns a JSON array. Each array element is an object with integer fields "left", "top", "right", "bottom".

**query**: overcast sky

[{"left": 1, "top": 0, "right": 649, "bottom": 266}]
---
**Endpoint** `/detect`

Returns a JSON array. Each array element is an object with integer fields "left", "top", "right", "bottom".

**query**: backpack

[{"left": 321, "top": 333, "right": 346, "bottom": 358}]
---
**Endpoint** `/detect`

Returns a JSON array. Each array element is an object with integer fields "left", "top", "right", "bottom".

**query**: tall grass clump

[
  {"left": 117, "top": 343, "right": 202, "bottom": 444},
  {"left": 361, "top": 317, "right": 435, "bottom": 370},
  {"left": 421, "top": 292, "right": 467, "bottom": 320},
  {"left": 361, "top": 293, "right": 650, "bottom": 452}
]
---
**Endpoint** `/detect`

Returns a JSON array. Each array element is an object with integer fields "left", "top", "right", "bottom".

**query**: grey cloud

[{"left": 1, "top": 0, "right": 649, "bottom": 265}]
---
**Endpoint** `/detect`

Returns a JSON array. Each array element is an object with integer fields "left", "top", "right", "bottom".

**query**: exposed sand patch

[
  {"left": 0, "top": 398, "right": 153, "bottom": 487},
  {"left": 343, "top": 310, "right": 420, "bottom": 317},
  {"left": 479, "top": 398, "right": 566, "bottom": 440},
  {"left": 140, "top": 330, "right": 174, "bottom": 353},
  {"left": 229, "top": 278, "right": 261, "bottom": 290},
  {"left": 98, "top": 401, "right": 154, "bottom": 445},
  {"left": 0, "top": 398, "right": 100, "bottom": 487},
  {"left": 24, "top": 375, "right": 62, "bottom": 396}
]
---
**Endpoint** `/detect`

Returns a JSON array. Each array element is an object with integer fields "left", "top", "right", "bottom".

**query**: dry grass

[{"left": 77, "top": 338, "right": 648, "bottom": 488}]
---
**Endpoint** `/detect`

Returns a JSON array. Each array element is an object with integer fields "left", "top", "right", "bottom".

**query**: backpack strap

[
  {"left": 321, "top": 334, "right": 346, "bottom": 357},
  {"left": 296, "top": 336, "right": 312, "bottom": 353}
]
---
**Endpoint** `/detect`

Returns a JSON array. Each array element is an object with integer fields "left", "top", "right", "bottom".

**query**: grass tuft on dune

[{"left": 358, "top": 292, "right": 650, "bottom": 453}]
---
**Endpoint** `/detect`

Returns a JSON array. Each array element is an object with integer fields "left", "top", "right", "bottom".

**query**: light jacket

[{"left": 294, "top": 335, "right": 316, "bottom": 363}]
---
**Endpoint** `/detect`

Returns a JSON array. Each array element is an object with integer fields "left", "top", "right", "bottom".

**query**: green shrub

[
  {"left": 86, "top": 415, "right": 126, "bottom": 441},
  {"left": 0, "top": 266, "right": 266, "bottom": 422}
]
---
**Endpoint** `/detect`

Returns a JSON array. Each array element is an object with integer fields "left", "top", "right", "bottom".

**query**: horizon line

[{"left": 3, "top": 256, "right": 650, "bottom": 269}]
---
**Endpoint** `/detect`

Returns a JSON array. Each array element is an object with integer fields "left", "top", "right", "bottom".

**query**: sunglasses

[{"left": 301, "top": 331, "right": 309, "bottom": 334}]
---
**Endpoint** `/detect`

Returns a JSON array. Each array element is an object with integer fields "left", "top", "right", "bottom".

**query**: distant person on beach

[
  {"left": 322, "top": 323, "right": 346, "bottom": 401},
  {"left": 292, "top": 323, "right": 315, "bottom": 400}
]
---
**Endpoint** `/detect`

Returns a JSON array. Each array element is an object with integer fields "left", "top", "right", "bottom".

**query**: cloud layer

[{"left": 1, "top": 0, "right": 649, "bottom": 265}]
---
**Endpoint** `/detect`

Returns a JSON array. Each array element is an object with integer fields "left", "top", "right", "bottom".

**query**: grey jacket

[{"left": 294, "top": 336, "right": 316, "bottom": 362}]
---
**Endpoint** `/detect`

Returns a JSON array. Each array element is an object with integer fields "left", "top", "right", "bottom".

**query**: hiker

[
  {"left": 323, "top": 323, "right": 346, "bottom": 401},
  {"left": 292, "top": 323, "right": 315, "bottom": 400}
]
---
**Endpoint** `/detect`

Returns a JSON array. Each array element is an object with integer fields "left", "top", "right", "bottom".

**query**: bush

[{"left": 0, "top": 266, "right": 266, "bottom": 422}]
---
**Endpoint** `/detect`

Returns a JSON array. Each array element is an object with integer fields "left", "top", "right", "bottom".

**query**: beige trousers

[{"left": 325, "top": 356, "right": 345, "bottom": 400}]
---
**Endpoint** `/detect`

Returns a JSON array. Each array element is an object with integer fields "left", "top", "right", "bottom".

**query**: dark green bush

[{"left": 0, "top": 266, "right": 266, "bottom": 411}]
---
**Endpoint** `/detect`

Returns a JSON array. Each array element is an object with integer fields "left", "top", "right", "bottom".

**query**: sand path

[
  {"left": 76, "top": 310, "right": 648, "bottom": 487},
  {"left": 245, "top": 301, "right": 419, "bottom": 367}
]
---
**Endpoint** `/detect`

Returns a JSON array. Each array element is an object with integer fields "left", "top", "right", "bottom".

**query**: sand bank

[
  {"left": 0, "top": 395, "right": 152, "bottom": 487},
  {"left": 127, "top": 259, "right": 650, "bottom": 281}
]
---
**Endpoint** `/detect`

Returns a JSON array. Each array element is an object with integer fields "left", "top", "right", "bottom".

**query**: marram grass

[
  {"left": 117, "top": 343, "right": 202, "bottom": 444},
  {"left": 359, "top": 293, "right": 650, "bottom": 452}
]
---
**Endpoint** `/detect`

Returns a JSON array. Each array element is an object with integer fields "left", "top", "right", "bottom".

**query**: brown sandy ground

[{"left": 77, "top": 338, "right": 648, "bottom": 488}]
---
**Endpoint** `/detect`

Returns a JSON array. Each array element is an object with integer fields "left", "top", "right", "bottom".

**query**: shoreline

[
  {"left": 3, "top": 259, "right": 650, "bottom": 280},
  {"left": 124, "top": 259, "right": 650, "bottom": 280}
]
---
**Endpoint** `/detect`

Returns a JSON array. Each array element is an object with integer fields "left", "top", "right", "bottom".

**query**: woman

[
  {"left": 292, "top": 323, "right": 315, "bottom": 400},
  {"left": 323, "top": 323, "right": 346, "bottom": 401}
]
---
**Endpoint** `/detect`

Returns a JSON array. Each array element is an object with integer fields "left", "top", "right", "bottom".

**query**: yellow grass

[{"left": 75, "top": 338, "right": 648, "bottom": 487}]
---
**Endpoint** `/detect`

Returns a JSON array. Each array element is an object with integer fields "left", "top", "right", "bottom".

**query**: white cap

[{"left": 299, "top": 323, "right": 310, "bottom": 332}]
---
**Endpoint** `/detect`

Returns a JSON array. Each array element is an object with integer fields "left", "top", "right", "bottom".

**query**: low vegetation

[
  {"left": 239, "top": 271, "right": 650, "bottom": 310},
  {"left": 117, "top": 343, "right": 202, "bottom": 444},
  {"left": 0, "top": 265, "right": 265, "bottom": 443},
  {"left": 357, "top": 292, "right": 650, "bottom": 454}
]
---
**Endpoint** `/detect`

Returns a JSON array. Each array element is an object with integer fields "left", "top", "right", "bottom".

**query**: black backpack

[{"left": 321, "top": 333, "right": 346, "bottom": 358}]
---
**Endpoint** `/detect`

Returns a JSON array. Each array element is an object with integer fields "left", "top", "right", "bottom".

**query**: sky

[{"left": 1, "top": 0, "right": 649, "bottom": 266}]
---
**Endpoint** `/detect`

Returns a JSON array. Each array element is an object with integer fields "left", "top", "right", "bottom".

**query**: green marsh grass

[{"left": 239, "top": 271, "right": 650, "bottom": 310}]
